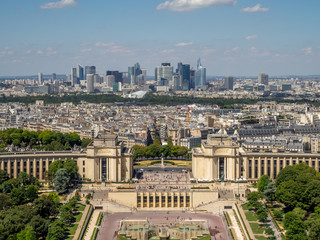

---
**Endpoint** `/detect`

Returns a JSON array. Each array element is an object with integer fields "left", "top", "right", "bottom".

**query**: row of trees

[
  {"left": 255, "top": 163, "right": 320, "bottom": 240},
  {"left": 0, "top": 128, "right": 91, "bottom": 151},
  {"left": 0, "top": 92, "right": 314, "bottom": 107},
  {"left": 132, "top": 137, "right": 189, "bottom": 160}
]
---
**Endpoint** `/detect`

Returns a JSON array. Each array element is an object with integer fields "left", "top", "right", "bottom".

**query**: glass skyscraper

[
  {"left": 177, "top": 63, "right": 190, "bottom": 91},
  {"left": 128, "top": 63, "right": 142, "bottom": 85},
  {"left": 85, "top": 66, "right": 96, "bottom": 79},
  {"left": 155, "top": 63, "right": 173, "bottom": 86},
  {"left": 195, "top": 58, "right": 207, "bottom": 90},
  {"left": 77, "top": 64, "right": 84, "bottom": 81}
]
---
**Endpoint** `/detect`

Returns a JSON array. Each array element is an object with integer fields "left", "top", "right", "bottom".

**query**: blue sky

[{"left": 0, "top": 0, "right": 319, "bottom": 76}]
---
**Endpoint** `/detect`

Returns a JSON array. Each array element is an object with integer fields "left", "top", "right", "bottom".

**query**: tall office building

[
  {"left": 85, "top": 66, "right": 96, "bottom": 79},
  {"left": 77, "top": 65, "right": 84, "bottom": 81},
  {"left": 177, "top": 63, "right": 190, "bottom": 91},
  {"left": 71, "top": 68, "right": 78, "bottom": 86},
  {"left": 86, "top": 74, "right": 94, "bottom": 93},
  {"left": 106, "top": 71, "right": 123, "bottom": 83},
  {"left": 224, "top": 76, "right": 234, "bottom": 90},
  {"left": 128, "top": 63, "right": 142, "bottom": 85},
  {"left": 105, "top": 75, "right": 115, "bottom": 87},
  {"left": 52, "top": 73, "right": 56, "bottom": 81},
  {"left": 38, "top": 72, "right": 43, "bottom": 84},
  {"left": 142, "top": 69, "right": 147, "bottom": 83},
  {"left": 195, "top": 58, "right": 207, "bottom": 90},
  {"left": 258, "top": 72, "right": 269, "bottom": 85},
  {"left": 172, "top": 74, "right": 181, "bottom": 91},
  {"left": 93, "top": 74, "right": 101, "bottom": 84},
  {"left": 155, "top": 63, "right": 173, "bottom": 86}
]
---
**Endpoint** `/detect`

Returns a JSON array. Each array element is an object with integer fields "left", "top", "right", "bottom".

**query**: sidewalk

[
  {"left": 237, "top": 203, "right": 255, "bottom": 240},
  {"left": 84, "top": 210, "right": 101, "bottom": 240},
  {"left": 73, "top": 204, "right": 90, "bottom": 240}
]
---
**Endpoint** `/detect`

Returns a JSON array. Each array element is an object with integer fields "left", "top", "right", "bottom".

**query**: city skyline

[{"left": 0, "top": 0, "right": 319, "bottom": 76}]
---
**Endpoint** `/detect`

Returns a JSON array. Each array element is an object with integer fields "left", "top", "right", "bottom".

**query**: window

[
  {"left": 83, "top": 161, "right": 85, "bottom": 166},
  {"left": 83, "top": 168, "right": 85, "bottom": 172}
]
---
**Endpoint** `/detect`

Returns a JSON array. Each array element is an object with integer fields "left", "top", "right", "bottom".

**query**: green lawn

[
  {"left": 75, "top": 212, "right": 83, "bottom": 222},
  {"left": 67, "top": 223, "right": 79, "bottom": 236},
  {"left": 255, "top": 235, "right": 268, "bottom": 240},
  {"left": 242, "top": 203, "right": 251, "bottom": 210},
  {"left": 76, "top": 203, "right": 86, "bottom": 212},
  {"left": 249, "top": 223, "right": 266, "bottom": 234},
  {"left": 245, "top": 211, "right": 258, "bottom": 221},
  {"left": 65, "top": 235, "right": 74, "bottom": 240}
]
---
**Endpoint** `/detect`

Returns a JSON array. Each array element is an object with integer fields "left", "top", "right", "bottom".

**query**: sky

[{"left": 0, "top": 0, "right": 319, "bottom": 76}]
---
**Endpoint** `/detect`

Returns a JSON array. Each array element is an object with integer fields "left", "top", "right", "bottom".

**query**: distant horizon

[{"left": 1, "top": 73, "right": 320, "bottom": 80}]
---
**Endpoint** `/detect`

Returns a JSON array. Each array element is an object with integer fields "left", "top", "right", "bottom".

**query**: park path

[
  {"left": 237, "top": 203, "right": 255, "bottom": 240},
  {"left": 266, "top": 209, "right": 283, "bottom": 240},
  {"left": 228, "top": 210, "right": 244, "bottom": 240},
  {"left": 84, "top": 210, "right": 101, "bottom": 240},
  {"left": 73, "top": 204, "right": 90, "bottom": 240}
]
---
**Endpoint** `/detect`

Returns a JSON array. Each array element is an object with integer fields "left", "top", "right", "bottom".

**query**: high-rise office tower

[
  {"left": 77, "top": 65, "right": 84, "bottom": 81},
  {"left": 38, "top": 72, "right": 43, "bottom": 84},
  {"left": 258, "top": 72, "right": 269, "bottom": 85},
  {"left": 224, "top": 76, "right": 234, "bottom": 90},
  {"left": 52, "top": 73, "right": 56, "bottom": 81},
  {"left": 172, "top": 74, "right": 181, "bottom": 91},
  {"left": 71, "top": 68, "right": 77, "bottom": 86},
  {"left": 155, "top": 63, "right": 173, "bottom": 86},
  {"left": 93, "top": 74, "right": 101, "bottom": 84},
  {"left": 86, "top": 74, "right": 94, "bottom": 93},
  {"left": 190, "top": 70, "right": 195, "bottom": 89},
  {"left": 142, "top": 69, "right": 147, "bottom": 83},
  {"left": 106, "top": 71, "right": 123, "bottom": 83},
  {"left": 137, "top": 74, "right": 145, "bottom": 86},
  {"left": 85, "top": 66, "right": 96, "bottom": 79},
  {"left": 128, "top": 63, "right": 142, "bottom": 85},
  {"left": 195, "top": 58, "right": 207, "bottom": 90},
  {"left": 105, "top": 75, "right": 115, "bottom": 87},
  {"left": 177, "top": 63, "right": 190, "bottom": 91}
]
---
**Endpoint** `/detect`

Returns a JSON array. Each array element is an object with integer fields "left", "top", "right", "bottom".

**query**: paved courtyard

[{"left": 98, "top": 211, "right": 229, "bottom": 240}]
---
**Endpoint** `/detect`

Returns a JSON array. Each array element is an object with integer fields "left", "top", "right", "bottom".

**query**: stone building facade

[
  {"left": 192, "top": 133, "right": 320, "bottom": 182},
  {"left": 0, "top": 134, "right": 133, "bottom": 182}
]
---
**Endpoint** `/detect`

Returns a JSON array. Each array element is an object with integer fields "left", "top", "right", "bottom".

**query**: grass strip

[
  {"left": 90, "top": 227, "right": 99, "bottom": 240},
  {"left": 95, "top": 212, "right": 103, "bottom": 226}
]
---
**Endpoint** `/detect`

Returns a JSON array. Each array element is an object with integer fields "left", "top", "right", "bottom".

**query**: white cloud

[
  {"left": 161, "top": 49, "right": 175, "bottom": 54},
  {"left": 36, "top": 48, "right": 57, "bottom": 56},
  {"left": 0, "top": 51, "right": 13, "bottom": 56},
  {"left": 157, "top": 0, "right": 236, "bottom": 12},
  {"left": 224, "top": 46, "right": 240, "bottom": 54},
  {"left": 246, "top": 35, "right": 258, "bottom": 40},
  {"left": 175, "top": 42, "right": 193, "bottom": 47},
  {"left": 40, "top": 0, "right": 78, "bottom": 9},
  {"left": 81, "top": 48, "right": 93, "bottom": 53},
  {"left": 241, "top": 4, "right": 269, "bottom": 13},
  {"left": 250, "top": 47, "right": 270, "bottom": 56},
  {"left": 0, "top": 47, "right": 14, "bottom": 56},
  {"left": 95, "top": 42, "right": 114, "bottom": 47},
  {"left": 302, "top": 47, "right": 312, "bottom": 55},
  {"left": 26, "top": 50, "right": 32, "bottom": 54},
  {"left": 101, "top": 44, "right": 132, "bottom": 54}
]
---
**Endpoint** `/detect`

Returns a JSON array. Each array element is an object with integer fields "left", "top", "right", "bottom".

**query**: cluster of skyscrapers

[
  {"left": 66, "top": 59, "right": 207, "bottom": 93},
  {"left": 155, "top": 59, "right": 206, "bottom": 91}
]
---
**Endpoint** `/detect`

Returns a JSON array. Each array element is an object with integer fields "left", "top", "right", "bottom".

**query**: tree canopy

[
  {"left": 0, "top": 128, "right": 90, "bottom": 151},
  {"left": 275, "top": 163, "right": 320, "bottom": 211}
]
